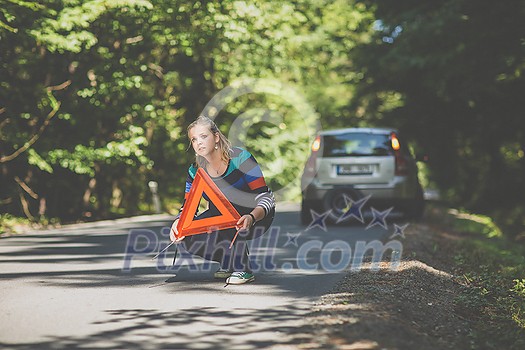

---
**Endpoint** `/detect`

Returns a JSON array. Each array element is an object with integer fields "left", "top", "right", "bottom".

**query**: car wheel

[{"left": 322, "top": 188, "right": 363, "bottom": 224}]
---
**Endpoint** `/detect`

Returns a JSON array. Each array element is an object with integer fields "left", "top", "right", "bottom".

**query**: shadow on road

[
  {"left": 0, "top": 211, "right": 384, "bottom": 292},
  {"left": 0, "top": 211, "right": 405, "bottom": 348},
  {"left": 0, "top": 305, "right": 318, "bottom": 349}
]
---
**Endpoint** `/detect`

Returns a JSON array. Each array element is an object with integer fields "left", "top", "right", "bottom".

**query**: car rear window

[{"left": 322, "top": 132, "right": 392, "bottom": 157}]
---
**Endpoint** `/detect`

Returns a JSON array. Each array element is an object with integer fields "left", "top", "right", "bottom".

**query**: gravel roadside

[{"left": 282, "top": 222, "right": 478, "bottom": 350}]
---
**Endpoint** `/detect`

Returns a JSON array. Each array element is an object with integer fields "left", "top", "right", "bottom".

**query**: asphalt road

[{"left": 0, "top": 203, "right": 400, "bottom": 349}]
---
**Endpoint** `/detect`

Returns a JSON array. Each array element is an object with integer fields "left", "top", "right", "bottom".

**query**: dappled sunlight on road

[{"left": 0, "top": 211, "right": 391, "bottom": 348}]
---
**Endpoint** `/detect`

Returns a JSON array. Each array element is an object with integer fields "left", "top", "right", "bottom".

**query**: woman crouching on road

[{"left": 170, "top": 115, "right": 276, "bottom": 284}]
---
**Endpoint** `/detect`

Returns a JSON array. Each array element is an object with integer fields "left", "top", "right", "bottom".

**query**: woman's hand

[
  {"left": 236, "top": 214, "right": 254, "bottom": 231},
  {"left": 170, "top": 219, "right": 185, "bottom": 242}
]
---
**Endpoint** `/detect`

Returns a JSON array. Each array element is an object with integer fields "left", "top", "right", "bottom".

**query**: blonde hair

[{"left": 187, "top": 115, "right": 232, "bottom": 168}]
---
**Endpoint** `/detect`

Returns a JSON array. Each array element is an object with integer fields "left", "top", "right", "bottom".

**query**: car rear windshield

[{"left": 322, "top": 132, "right": 393, "bottom": 157}]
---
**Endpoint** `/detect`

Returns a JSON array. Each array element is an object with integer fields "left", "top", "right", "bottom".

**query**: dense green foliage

[
  {"left": 350, "top": 0, "right": 525, "bottom": 235},
  {"left": 0, "top": 0, "right": 371, "bottom": 221},
  {"left": 1, "top": 0, "right": 524, "bottom": 235}
]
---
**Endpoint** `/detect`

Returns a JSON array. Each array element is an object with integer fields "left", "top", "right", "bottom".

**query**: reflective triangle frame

[{"left": 175, "top": 168, "right": 241, "bottom": 238}]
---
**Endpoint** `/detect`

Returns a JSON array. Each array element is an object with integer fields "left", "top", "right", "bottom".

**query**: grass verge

[
  {"left": 0, "top": 214, "right": 60, "bottom": 236},
  {"left": 0, "top": 214, "right": 32, "bottom": 236},
  {"left": 427, "top": 204, "right": 525, "bottom": 349}
]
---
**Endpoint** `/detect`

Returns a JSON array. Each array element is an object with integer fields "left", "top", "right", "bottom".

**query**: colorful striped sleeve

[{"left": 238, "top": 149, "right": 276, "bottom": 216}]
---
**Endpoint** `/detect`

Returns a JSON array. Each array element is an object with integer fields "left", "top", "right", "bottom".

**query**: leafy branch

[{"left": 0, "top": 88, "right": 63, "bottom": 163}]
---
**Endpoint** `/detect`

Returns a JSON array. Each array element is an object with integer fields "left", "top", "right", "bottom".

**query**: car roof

[{"left": 318, "top": 127, "right": 398, "bottom": 136}]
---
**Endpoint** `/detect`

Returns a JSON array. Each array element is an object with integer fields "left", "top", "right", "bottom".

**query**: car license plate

[{"left": 337, "top": 164, "right": 373, "bottom": 175}]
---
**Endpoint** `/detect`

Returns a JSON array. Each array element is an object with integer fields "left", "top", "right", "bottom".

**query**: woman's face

[{"left": 189, "top": 124, "right": 219, "bottom": 158}]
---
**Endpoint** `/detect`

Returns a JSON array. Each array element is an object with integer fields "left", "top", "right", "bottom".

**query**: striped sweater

[{"left": 178, "top": 147, "right": 275, "bottom": 218}]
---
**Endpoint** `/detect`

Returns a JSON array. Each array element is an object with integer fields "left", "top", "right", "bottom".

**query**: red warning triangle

[{"left": 176, "top": 168, "right": 241, "bottom": 238}]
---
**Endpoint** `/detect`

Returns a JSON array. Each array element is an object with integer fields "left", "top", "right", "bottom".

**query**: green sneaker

[
  {"left": 225, "top": 271, "right": 255, "bottom": 285},
  {"left": 214, "top": 269, "right": 232, "bottom": 279}
]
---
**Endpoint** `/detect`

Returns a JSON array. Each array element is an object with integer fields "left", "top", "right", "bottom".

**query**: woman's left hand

[{"left": 236, "top": 214, "right": 254, "bottom": 231}]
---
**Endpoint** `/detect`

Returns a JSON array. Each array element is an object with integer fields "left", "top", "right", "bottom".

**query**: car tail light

[
  {"left": 304, "top": 135, "right": 321, "bottom": 177},
  {"left": 390, "top": 133, "right": 407, "bottom": 175},
  {"left": 391, "top": 134, "right": 401, "bottom": 151},
  {"left": 394, "top": 152, "right": 408, "bottom": 176},
  {"left": 311, "top": 135, "right": 321, "bottom": 152}
]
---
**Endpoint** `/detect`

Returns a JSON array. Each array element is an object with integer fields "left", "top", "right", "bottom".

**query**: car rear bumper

[{"left": 302, "top": 176, "right": 418, "bottom": 202}]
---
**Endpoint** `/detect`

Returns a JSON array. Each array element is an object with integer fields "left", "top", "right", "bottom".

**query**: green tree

[
  {"left": 1, "top": 0, "right": 376, "bottom": 223},
  {"left": 351, "top": 0, "right": 525, "bottom": 234}
]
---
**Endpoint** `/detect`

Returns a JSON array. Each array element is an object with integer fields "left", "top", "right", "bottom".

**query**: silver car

[{"left": 301, "top": 128, "right": 425, "bottom": 224}]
